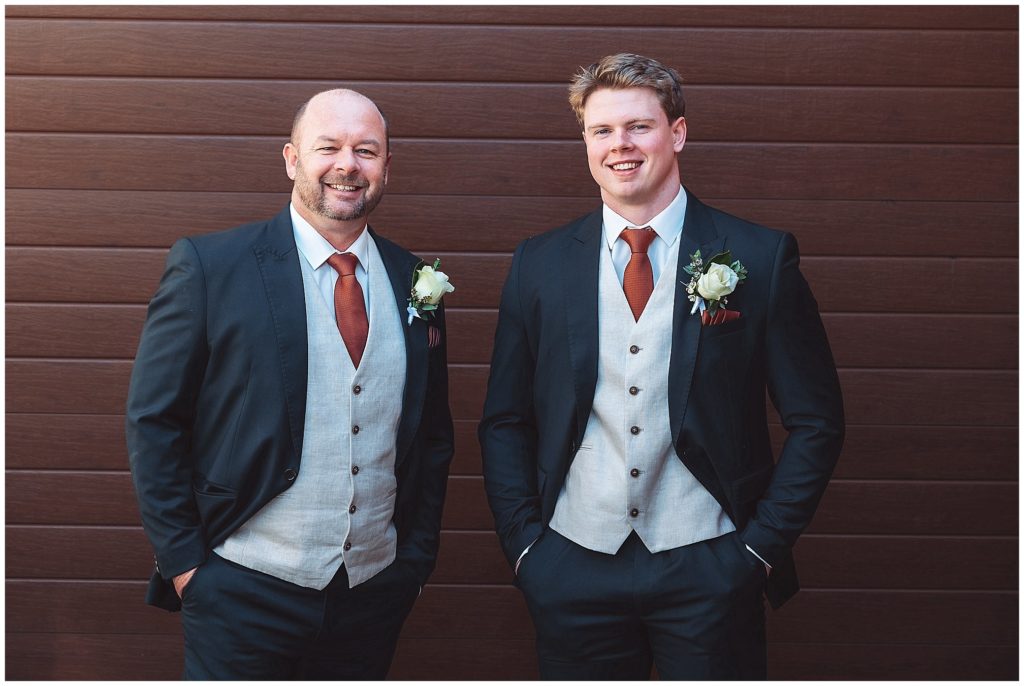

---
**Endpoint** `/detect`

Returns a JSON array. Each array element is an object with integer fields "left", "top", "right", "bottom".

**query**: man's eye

[
  {"left": 593, "top": 128, "right": 610, "bottom": 136},
  {"left": 317, "top": 147, "right": 336, "bottom": 153},
  {"left": 356, "top": 149, "right": 378, "bottom": 157},
  {"left": 631, "top": 124, "right": 649, "bottom": 131}
]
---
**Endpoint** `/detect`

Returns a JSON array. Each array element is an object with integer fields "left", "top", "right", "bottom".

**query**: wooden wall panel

[
  {"left": 7, "top": 249, "right": 1020, "bottom": 315},
  {"left": 4, "top": 5, "right": 1015, "bottom": 29},
  {"left": 7, "top": 21, "right": 1016, "bottom": 87},
  {"left": 4, "top": 634, "right": 1017, "bottom": 681},
  {"left": 8, "top": 78, "right": 1017, "bottom": 144},
  {"left": 8, "top": 134, "right": 1019, "bottom": 201},
  {"left": 6, "top": 414, "right": 1016, "bottom": 482},
  {"left": 6, "top": 6, "right": 1016, "bottom": 682},
  {"left": 8, "top": 526, "right": 1017, "bottom": 592},
  {"left": 9, "top": 304, "right": 1018, "bottom": 371},
  {"left": 6, "top": 581, "right": 1016, "bottom": 647},
  {"left": 4, "top": 471, "right": 1017, "bottom": 538},
  {"left": 7, "top": 360, "right": 1017, "bottom": 427},
  {"left": 8, "top": 191, "right": 1017, "bottom": 258}
]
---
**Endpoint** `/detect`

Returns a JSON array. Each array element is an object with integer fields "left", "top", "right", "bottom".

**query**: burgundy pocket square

[
  {"left": 701, "top": 309, "right": 741, "bottom": 326},
  {"left": 427, "top": 325, "right": 441, "bottom": 348}
]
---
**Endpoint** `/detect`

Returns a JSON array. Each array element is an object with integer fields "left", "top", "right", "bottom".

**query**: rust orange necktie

[
  {"left": 619, "top": 227, "right": 657, "bottom": 321},
  {"left": 326, "top": 252, "right": 369, "bottom": 368}
]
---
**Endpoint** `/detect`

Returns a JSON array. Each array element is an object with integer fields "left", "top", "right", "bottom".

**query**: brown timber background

[{"left": 5, "top": 5, "right": 1018, "bottom": 680}]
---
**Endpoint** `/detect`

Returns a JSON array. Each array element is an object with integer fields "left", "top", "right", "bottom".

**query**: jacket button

[
  {"left": 630, "top": 468, "right": 640, "bottom": 478},
  {"left": 352, "top": 425, "right": 360, "bottom": 435},
  {"left": 629, "top": 386, "right": 639, "bottom": 396},
  {"left": 344, "top": 541, "right": 352, "bottom": 551},
  {"left": 629, "top": 345, "right": 640, "bottom": 354},
  {"left": 630, "top": 426, "right": 640, "bottom": 435},
  {"left": 284, "top": 468, "right": 297, "bottom": 481},
  {"left": 349, "top": 504, "right": 357, "bottom": 514},
  {"left": 630, "top": 508, "right": 639, "bottom": 518},
  {"left": 353, "top": 385, "right": 362, "bottom": 395},
  {"left": 351, "top": 465, "right": 360, "bottom": 475}
]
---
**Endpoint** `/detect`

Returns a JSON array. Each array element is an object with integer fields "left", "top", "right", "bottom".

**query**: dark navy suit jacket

[
  {"left": 479, "top": 189, "right": 844, "bottom": 608},
  {"left": 127, "top": 206, "right": 454, "bottom": 611}
]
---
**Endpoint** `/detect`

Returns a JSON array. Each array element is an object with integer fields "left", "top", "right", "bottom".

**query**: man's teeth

[
  {"left": 611, "top": 162, "right": 640, "bottom": 170},
  {"left": 328, "top": 184, "right": 360, "bottom": 191}
]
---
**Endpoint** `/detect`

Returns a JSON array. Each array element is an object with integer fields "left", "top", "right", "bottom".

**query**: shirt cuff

[
  {"left": 745, "top": 544, "right": 772, "bottom": 569},
  {"left": 514, "top": 539, "right": 538, "bottom": 575}
]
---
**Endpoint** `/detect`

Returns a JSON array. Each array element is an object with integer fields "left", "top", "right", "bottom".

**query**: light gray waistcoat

[
  {"left": 215, "top": 236, "right": 406, "bottom": 589},
  {"left": 549, "top": 236, "right": 733, "bottom": 554}
]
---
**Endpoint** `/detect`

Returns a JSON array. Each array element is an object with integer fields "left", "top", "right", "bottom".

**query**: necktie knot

[
  {"left": 620, "top": 227, "right": 656, "bottom": 254},
  {"left": 327, "top": 252, "right": 359, "bottom": 277}
]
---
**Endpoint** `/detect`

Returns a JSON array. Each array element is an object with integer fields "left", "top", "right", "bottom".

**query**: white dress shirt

[
  {"left": 290, "top": 204, "right": 371, "bottom": 314},
  {"left": 602, "top": 184, "right": 687, "bottom": 288}
]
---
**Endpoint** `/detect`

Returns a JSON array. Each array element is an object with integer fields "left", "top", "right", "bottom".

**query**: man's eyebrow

[
  {"left": 311, "top": 135, "right": 381, "bottom": 147},
  {"left": 586, "top": 117, "right": 657, "bottom": 132}
]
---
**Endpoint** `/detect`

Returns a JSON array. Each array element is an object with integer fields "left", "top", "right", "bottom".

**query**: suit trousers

[
  {"left": 180, "top": 552, "right": 420, "bottom": 680},
  {"left": 517, "top": 529, "right": 767, "bottom": 680}
]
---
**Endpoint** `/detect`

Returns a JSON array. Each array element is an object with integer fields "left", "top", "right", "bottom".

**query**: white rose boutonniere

[
  {"left": 683, "top": 249, "right": 748, "bottom": 323},
  {"left": 407, "top": 259, "right": 455, "bottom": 325}
]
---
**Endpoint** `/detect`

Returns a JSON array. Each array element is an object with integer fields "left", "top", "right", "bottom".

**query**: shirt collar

[
  {"left": 290, "top": 203, "right": 369, "bottom": 272},
  {"left": 602, "top": 185, "right": 687, "bottom": 251}
]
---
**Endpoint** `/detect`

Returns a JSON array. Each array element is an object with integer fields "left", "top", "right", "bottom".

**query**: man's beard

[{"left": 295, "top": 164, "right": 384, "bottom": 222}]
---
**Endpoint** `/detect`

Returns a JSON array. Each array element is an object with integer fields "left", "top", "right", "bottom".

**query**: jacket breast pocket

[{"left": 701, "top": 317, "right": 746, "bottom": 340}]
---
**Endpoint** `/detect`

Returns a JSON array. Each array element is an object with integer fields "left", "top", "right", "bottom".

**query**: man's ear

[
  {"left": 383, "top": 151, "right": 392, "bottom": 185},
  {"left": 671, "top": 117, "right": 687, "bottom": 153},
  {"left": 283, "top": 142, "right": 298, "bottom": 181}
]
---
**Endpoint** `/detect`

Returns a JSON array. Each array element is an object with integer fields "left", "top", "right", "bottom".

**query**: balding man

[{"left": 127, "top": 89, "right": 455, "bottom": 679}]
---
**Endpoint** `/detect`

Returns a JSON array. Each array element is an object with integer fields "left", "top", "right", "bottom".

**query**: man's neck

[
  {"left": 602, "top": 182, "right": 681, "bottom": 227},
  {"left": 291, "top": 196, "right": 366, "bottom": 252}
]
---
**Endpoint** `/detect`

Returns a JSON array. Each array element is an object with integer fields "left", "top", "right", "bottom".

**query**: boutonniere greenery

[
  {"left": 683, "top": 249, "right": 748, "bottom": 316},
  {"left": 407, "top": 259, "right": 455, "bottom": 325}
]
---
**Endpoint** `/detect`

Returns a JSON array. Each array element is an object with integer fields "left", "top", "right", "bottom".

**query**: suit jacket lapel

[
  {"left": 252, "top": 206, "right": 308, "bottom": 462},
  {"left": 669, "top": 189, "right": 727, "bottom": 448},
  {"left": 370, "top": 227, "right": 426, "bottom": 468},
  {"left": 563, "top": 209, "right": 603, "bottom": 446}
]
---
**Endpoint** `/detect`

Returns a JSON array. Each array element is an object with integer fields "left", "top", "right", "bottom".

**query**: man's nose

[
  {"left": 333, "top": 148, "right": 359, "bottom": 173},
  {"left": 610, "top": 129, "right": 633, "bottom": 151}
]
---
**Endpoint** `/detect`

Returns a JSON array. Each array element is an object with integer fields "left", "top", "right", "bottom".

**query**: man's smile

[{"left": 608, "top": 160, "right": 643, "bottom": 174}]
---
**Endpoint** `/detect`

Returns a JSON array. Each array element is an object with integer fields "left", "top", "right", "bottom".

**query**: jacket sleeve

[
  {"left": 478, "top": 240, "right": 545, "bottom": 568},
  {"left": 125, "top": 238, "right": 210, "bottom": 581},
  {"left": 740, "top": 232, "right": 845, "bottom": 566},
  {"left": 396, "top": 302, "right": 455, "bottom": 586}
]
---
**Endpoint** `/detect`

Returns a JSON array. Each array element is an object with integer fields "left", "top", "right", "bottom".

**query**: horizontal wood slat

[
  {"left": 9, "top": 304, "right": 1018, "bottom": 370},
  {"left": 6, "top": 472, "right": 1017, "bottom": 536},
  {"left": 6, "top": 359, "right": 1018, "bottom": 426},
  {"left": 8, "top": 78, "right": 1017, "bottom": 144},
  {"left": 8, "top": 21, "right": 1016, "bottom": 86},
  {"left": 4, "top": 6, "right": 1015, "bottom": 29},
  {"left": 765, "top": 643, "right": 1018, "bottom": 681},
  {"left": 4, "top": 632, "right": 1016, "bottom": 680},
  {"left": 7, "top": 526, "right": 1017, "bottom": 591},
  {"left": 7, "top": 135, "right": 1018, "bottom": 201},
  {"left": 7, "top": 413, "right": 1016, "bottom": 482},
  {"left": 6, "top": 581, "right": 1016, "bottom": 645},
  {"left": 7, "top": 248, "right": 1020, "bottom": 315},
  {"left": 8, "top": 191, "right": 1017, "bottom": 258}
]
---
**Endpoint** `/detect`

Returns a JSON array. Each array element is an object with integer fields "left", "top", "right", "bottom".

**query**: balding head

[
  {"left": 283, "top": 88, "right": 392, "bottom": 240},
  {"left": 290, "top": 89, "right": 390, "bottom": 154}
]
